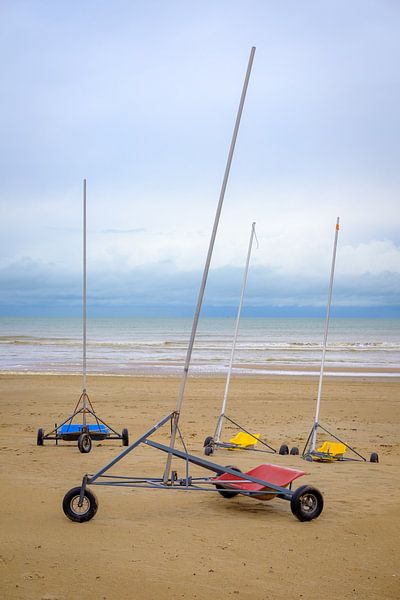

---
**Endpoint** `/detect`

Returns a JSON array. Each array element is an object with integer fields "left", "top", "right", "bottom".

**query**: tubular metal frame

[
  {"left": 206, "top": 222, "right": 276, "bottom": 456},
  {"left": 301, "top": 218, "right": 374, "bottom": 463},
  {"left": 41, "top": 391, "right": 125, "bottom": 444},
  {"left": 39, "top": 180, "right": 126, "bottom": 448},
  {"left": 302, "top": 422, "right": 367, "bottom": 462},
  {"left": 162, "top": 47, "right": 257, "bottom": 483},
  {"left": 79, "top": 412, "right": 294, "bottom": 502},
  {"left": 210, "top": 415, "right": 276, "bottom": 454}
]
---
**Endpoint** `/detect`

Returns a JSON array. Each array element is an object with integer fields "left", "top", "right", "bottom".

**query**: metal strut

[
  {"left": 310, "top": 217, "right": 340, "bottom": 451},
  {"left": 215, "top": 221, "right": 257, "bottom": 444},
  {"left": 82, "top": 179, "right": 88, "bottom": 425},
  {"left": 163, "top": 47, "right": 256, "bottom": 483},
  {"left": 300, "top": 217, "right": 369, "bottom": 463},
  {"left": 40, "top": 179, "right": 127, "bottom": 447}
]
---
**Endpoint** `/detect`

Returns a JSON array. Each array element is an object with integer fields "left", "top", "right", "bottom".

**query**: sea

[{"left": 0, "top": 317, "right": 399, "bottom": 377}]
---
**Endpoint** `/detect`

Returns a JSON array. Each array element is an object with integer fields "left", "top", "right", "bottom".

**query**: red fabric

[{"left": 214, "top": 464, "right": 305, "bottom": 491}]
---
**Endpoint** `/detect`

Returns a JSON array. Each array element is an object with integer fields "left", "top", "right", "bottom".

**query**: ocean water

[{"left": 0, "top": 317, "right": 399, "bottom": 377}]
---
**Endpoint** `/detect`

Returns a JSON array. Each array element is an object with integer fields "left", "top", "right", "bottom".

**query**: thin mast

[
  {"left": 163, "top": 47, "right": 256, "bottom": 481},
  {"left": 215, "top": 221, "right": 257, "bottom": 443},
  {"left": 311, "top": 217, "right": 340, "bottom": 451},
  {"left": 82, "top": 179, "right": 87, "bottom": 419}
]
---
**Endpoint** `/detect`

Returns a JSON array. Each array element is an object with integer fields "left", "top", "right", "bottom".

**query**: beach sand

[{"left": 0, "top": 373, "right": 399, "bottom": 600}]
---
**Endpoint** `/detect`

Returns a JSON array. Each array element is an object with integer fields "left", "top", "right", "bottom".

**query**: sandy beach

[{"left": 0, "top": 373, "right": 399, "bottom": 600}]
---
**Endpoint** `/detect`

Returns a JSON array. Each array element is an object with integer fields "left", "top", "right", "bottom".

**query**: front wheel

[
  {"left": 78, "top": 433, "right": 92, "bottom": 453},
  {"left": 62, "top": 486, "right": 98, "bottom": 522},
  {"left": 290, "top": 485, "right": 324, "bottom": 521},
  {"left": 122, "top": 428, "right": 129, "bottom": 446}
]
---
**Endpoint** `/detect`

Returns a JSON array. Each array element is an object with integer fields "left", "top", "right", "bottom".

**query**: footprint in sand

[
  {"left": 23, "top": 572, "right": 45, "bottom": 580},
  {"left": 0, "top": 554, "right": 15, "bottom": 565}
]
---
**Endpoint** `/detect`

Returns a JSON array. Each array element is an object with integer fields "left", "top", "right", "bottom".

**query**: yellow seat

[
  {"left": 316, "top": 441, "right": 347, "bottom": 458},
  {"left": 229, "top": 431, "right": 260, "bottom": 449}
]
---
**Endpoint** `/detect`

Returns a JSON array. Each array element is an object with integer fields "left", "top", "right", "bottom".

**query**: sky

[{"left": 0, "top": 0, "right": 399, "bottom": 317}]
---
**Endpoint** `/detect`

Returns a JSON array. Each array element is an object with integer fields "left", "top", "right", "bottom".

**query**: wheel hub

[
  {"left": 300, "top": 493, "right": 317, "bottom": 513},
  {"left": 70, "top": 496, "right": 89, "bottom": 515}
]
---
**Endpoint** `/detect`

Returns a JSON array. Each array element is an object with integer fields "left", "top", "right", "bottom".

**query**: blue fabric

[{"left": 58, "top": 423, "right": 109, "bottom": 434}]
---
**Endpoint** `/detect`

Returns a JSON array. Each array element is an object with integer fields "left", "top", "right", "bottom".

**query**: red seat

[{"left": 214, "top": 464, "right": 305, "bottom": 492}]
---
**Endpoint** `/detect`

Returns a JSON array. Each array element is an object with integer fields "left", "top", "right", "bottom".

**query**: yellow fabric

[
  {"left": 316, "top": 441, "right": 347, "bottom": 457},
  {"left": 229, "top": 431, "right": 260, "bottom": 448}
]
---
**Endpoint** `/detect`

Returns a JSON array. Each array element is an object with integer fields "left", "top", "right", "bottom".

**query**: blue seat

[{"left": 58, "top": 423, "right": 110, "bottom": 440}]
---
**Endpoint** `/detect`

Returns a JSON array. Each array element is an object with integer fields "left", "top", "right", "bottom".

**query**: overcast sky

[{"left": 1, "top": 1, "right": 399, "bottom": 316}]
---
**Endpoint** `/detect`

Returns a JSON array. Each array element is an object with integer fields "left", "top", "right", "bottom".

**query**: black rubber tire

[
  {"left": 37, "top": 428, "right": 44, "bottom": 446},
  {"left": 62, "top": 486, "right": 98, "bottom": 523},
  {"left": 279, "top": 444, "right": 289, "bottom": 455},
  {"left": 204, "top": 445, "right": 214, "bottom": 456},
  {"left": 290, "top": 446, "right": 299, "bottom": 456},
  {"left": 370, "top": 452, "right": 379, "bottom": 463},
  {"left": 216, "top": 466, "right": 242, "bottom": 499},
  {"left": 290, "top": 485, "right": 324, "bottom": 521},
  {"left": 122, "top": 428, "right": 129, "bottom": 446},
  {"left": 203, "top": 436, "right": 214, "bottom": 447},
  {"left": 78, "top": 433, "right": 92, "bottom": 454}
]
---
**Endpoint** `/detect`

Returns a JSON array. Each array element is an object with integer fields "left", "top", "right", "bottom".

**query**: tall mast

[
  {"left": 82, "top": 179, "right": 88, "bottom": 419},
  {"left": 215, "top": 221, "right": 257, "bottom": 443},
  {"left": 310, "top": 217, "right": 340, "bottom": 451},
  {"left": 163, "top": 47, "right": 256, "bottom": 481}
]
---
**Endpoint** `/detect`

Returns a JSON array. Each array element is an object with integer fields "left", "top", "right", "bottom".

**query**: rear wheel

[
  {"left": 78, "top": 433, "right": 92, "bottom": 454},
  {"left": 279, "top": 444, "right": 289, "bottom": 455},
  {"left": 62, "top": 486, "right": 98, "bottom": 522},
  {"left": 37, "top": 428, "right": 44, "bottom": 446},
  {"left": 204, "top": 445, "right": 214, "bottom": 456},
  {"left": 370, "top": 452, "right": 379, "bottom": 463},
  {"left": 122, "top": 428, "right": 129, "bottom": 446},
  {"left": 290, "top": 446, "right": 299, "bottom": 455},
  {"left": 203, "top": 436, "right": 214, "bottom": 447},
  {"left": 216, "top": 466, "right": 242, "bottom": 499},
  {"left": 290, "top": 485, "right": 324, "bottom": 521}
]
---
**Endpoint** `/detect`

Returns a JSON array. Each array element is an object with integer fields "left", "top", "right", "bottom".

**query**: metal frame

[
  {"left": 204, "top": 222, "right": 276, "bottom": 456},
  {"left": 41, "top": 391, "right": 124, "bottom": 444},
  {"left": 210, "top": 415, "right": 276, "bottom": 454},
  {"left": 39, "top": 179, "right": 126, "bottom": 448},
  {"left": 302, "top": 422, "right": 366, "bottom": 462},
  {"left": 161, "top": 46, "right": 257, "bottom": 483},
  {"left": 79, "top": 411, "right": 294, "bottom": 502},
  {"left": 301, "top": 219, "right": 371, "bottom": 463}
]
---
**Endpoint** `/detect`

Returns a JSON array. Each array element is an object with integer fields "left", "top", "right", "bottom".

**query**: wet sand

[{"left": 0, "top": 373, "right": 399, "bottom": 600}]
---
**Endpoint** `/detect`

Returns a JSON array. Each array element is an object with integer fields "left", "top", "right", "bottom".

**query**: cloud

[
  {"left": 0, "top": 2, "right": 399, "bottom": 315},
  {"left": 0, "top": 254, "right": 398, "bottom": 313},
  {"left": 339, "top": 240, "right": 400, "bottom": 276},
  {"left": 101, "top": 228, "right": 146, "bottom": 234}
]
